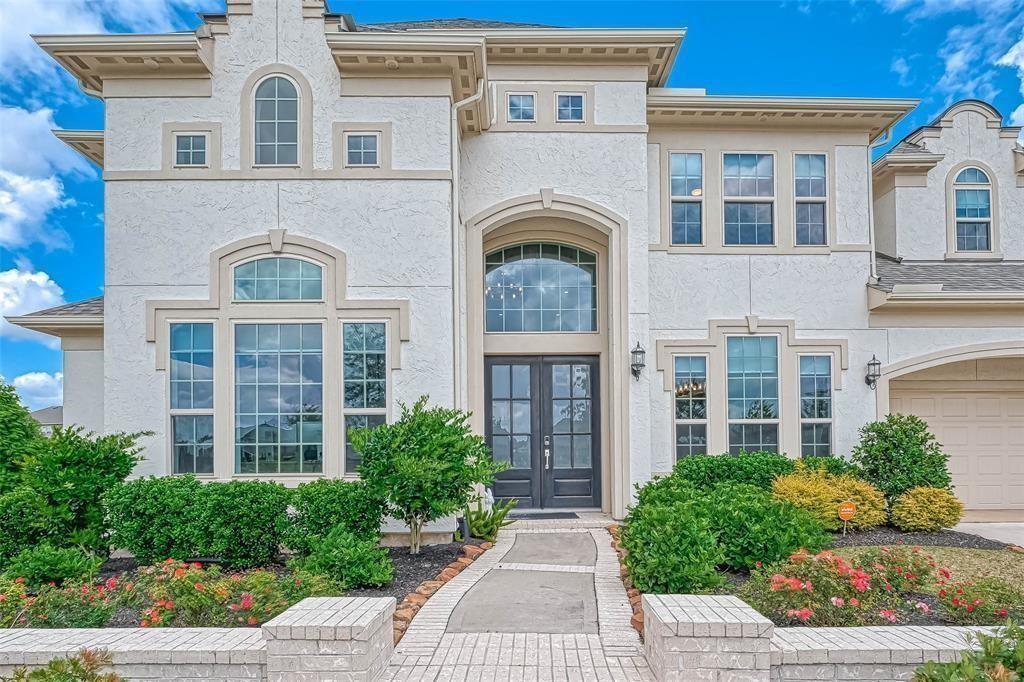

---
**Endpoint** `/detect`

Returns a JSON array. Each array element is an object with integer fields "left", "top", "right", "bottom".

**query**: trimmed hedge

[
  {"left": 285, "top": 479, "right": 386, "bottom": 556},
  {"left": 891, "top": 486, "right": 964, "bottom": 532},
  {"left": 672, "top": 451, "right": 795, "bottom": 489},
  {"left": 772, "top": 464, "right": 887, "bottom": 531}
]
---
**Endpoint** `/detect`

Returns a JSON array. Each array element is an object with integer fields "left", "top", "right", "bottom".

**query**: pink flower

[
  {"left": 830, "top": 597, "right": 845, "bottom": 607},
  {"left": 849, "top": 598, "right": 860, "bottom": 607},
  {"left": 786, "top": 608, "right": 814, "bottom": 623},
  {"left": 105, "top": 577, "right": 118, "bottom": 591},
  {"left": 915, "top": 602, "right": 930, "bottom": 614},
  {"left": 879, "top": 609, "right": 898, "bottom": 623},
  {"left": 240, "top": 593, "right": 254, "bottom": 610}
]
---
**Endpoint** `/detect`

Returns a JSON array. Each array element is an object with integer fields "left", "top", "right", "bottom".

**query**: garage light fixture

[{"left": 865, "top": 354, "right": 881, "bottom": 390}]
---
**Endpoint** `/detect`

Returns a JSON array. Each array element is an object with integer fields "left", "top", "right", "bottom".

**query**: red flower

[
  {"left": 194, "top": 583, "right": 205, "bottom": 591},
  {"left": 879, "top": 609, "right": 898, "bottom": 623}
]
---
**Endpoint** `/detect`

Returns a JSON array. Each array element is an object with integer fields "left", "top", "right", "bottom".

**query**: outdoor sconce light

[
  {"left": 630, "top": 342, "right": 647, "bottom": 380},
  {"left": 865, "top": 354, "right": 881, "bottom": 390}
]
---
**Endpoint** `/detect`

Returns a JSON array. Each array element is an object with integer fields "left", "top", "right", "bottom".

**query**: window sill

[{"left": 944, "top": 251, "right": 1003, "bottom": 261}]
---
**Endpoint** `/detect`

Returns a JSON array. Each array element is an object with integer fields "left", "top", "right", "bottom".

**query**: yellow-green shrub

[
  {"left": 771, "top": 464, "right": 886, "bottom": 531},
  {"left": 890, "top": 486, "right": 963, "bottom": 532}
]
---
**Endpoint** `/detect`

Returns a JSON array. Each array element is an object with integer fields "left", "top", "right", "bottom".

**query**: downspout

[
  {"left": 866, "top": 126, "right": 894, "bottom": 282},
  {"left": 450, "top": 76, "right": 486, "bottom": 409}
]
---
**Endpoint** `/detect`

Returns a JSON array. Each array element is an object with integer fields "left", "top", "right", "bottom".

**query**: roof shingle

[
  {"left": 23, "top": 296, "right": 104, "bottom": 318},
  {"left": 874, "top": 259, "right": 1024, "bottom": 293}
]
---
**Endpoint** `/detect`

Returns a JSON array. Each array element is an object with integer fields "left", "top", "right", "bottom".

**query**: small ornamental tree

[
  {"left": 851, "top": 414, "right": 952, "bottom": 503},
  {"left": 350, "top": 397, "right": 506, "bottom": 554},
  {"left": 0, "top": 380, "right": 42, "bottom": 494}
]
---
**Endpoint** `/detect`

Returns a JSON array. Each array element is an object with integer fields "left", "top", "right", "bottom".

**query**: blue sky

[{"left": 1, "top": 0, "right": 1022, "bottom": 410}]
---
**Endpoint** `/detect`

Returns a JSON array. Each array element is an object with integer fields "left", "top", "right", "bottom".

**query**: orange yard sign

[{"left": 838, "top": 501, "right": 857, "bottom": 521}]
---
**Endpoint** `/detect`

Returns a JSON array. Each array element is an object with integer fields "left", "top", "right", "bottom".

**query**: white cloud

[
  {"left": 997, "top": 30, "right": 1024, "bottom": 125},
  {"left": 0, "top": 170, "right": 73, "bottom": 251},
  {"left": 11, "top": 371, "right": 63, "bottom": 411},
  {"left": 0, "top": 267, "right": 65, "bottom": 348},
  {"left": 0, "top": 106, "right": 94, "bottom": 180},
  {"left": 891, "top": 56, "right": 913, "bottom": 86}
]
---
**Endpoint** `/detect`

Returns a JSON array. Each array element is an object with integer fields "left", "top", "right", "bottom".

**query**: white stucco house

[{"left": 9, "top": 0, "right": 1023, "bottom": 518}]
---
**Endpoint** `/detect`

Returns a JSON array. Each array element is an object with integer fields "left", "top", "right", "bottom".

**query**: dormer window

[
  {"left": 254, "top": 75, "right": 299, "bottom": 166},
  {"left": 953, "top": 167, "right": 992, "bottom": 252}
]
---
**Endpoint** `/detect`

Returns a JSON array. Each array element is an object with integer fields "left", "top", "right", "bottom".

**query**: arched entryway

[
  {"left": 878, "top": 342, "right": 1024, "bottom": 511},
  {"left": 462, "top": 193, "right": 630, "bottom": 516}
]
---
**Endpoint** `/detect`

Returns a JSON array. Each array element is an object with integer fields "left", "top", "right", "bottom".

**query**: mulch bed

[
  {"left": 346, "top": 540, "right": 484, "bottom": 601},
  {"left": 831, "top": 526, "right": 1007, "bottom": 550}
]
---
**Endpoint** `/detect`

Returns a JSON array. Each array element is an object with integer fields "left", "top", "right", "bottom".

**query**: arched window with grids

[
  {"left": 254, "top": 75, "right": 299, "bottom": 166},
  {"left": 953, "top": 166, "right": 993, "bottom": 252}
]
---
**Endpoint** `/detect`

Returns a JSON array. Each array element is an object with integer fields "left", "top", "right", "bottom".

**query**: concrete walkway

[
  {"left": 954, "top": 522, "right": 1024, "bottom": 546},
  {"left": 384, "top": 516, "right": 652, "bottom": 680}
]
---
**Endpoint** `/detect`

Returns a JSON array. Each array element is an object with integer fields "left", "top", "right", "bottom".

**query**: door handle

[{"left": 543, "top": 435, "right": 551, "bottom": 470}]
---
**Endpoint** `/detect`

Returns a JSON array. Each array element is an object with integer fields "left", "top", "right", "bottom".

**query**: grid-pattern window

[
  {"left": 345, "top": 134, "right": 378, "bottom": 167},
  {"left": 670, "top": 153, "right": 703, "bottom": 245},
  {"left": 726, "top": 336, "right": 779, "bottom": 454},
  {"left": 234, "top": 257, "right": 322, "bottom": 301},
  {"left": 674, "top": 356, "right": 708, "bottom": 459},
  {"left": 485, "top": 243, "right": 597, "bottom": 333},
  {"left": 234, "top": 323, "right": 323, "bottom": 474},
  {"left": 799, "top": 355, "right": 833, "bottom": 457},
  {"left": 175, "top": 135, "right": 206, "bottom": 167},
  {"left": 342, "top": 321, "right": 387, "bottom": 473},
  {"left": 170, "top": 322, "right": 214, "bottom": 474},
  {"left": 551, "top": 363, "right": 594, "bottom": 469},
  {"left": 254, "top": 76, "right": 298, "bottom": 166},
  {"left": 795, "top": 153, "right": 827, "bottom": 246},
  {"left": 344, "top": 414, "right": 385, "bottom": 475},
  {"left": 490, "top": 364, "right": 533, "bottom": 470},
  {"left": 954, "top": 168, "right": 992, "bottom": 251},
  {"left": 508, "top": 94, "right": 535, "bottom": 121},
  {"left": 723, "top": 153, "right": 775, "bottom": 245},
  {"left": 556, "top": 93, "right": 584, "bottom": 121}
]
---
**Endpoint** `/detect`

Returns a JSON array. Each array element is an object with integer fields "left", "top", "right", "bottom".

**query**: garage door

[{"left": 890, "top": 390, "right": 1024, "bottom": 510}]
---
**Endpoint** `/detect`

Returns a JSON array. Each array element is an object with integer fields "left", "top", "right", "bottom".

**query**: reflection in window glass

[
  {"left": 344, "top": 414, "right": 385, "bottom": 474},
  {"left": 234, "top": 257, "right": 322, "bottom": 301},
  {"left": 173, "top": 415, "right": 213, "bottom": 475},
  {"left": 674, "top": 356, "right": 707, "bottom": 459},
  {"left": 551, "top": 364, "right": 593, "bottom": 469},
  {"left": 670, "top": 153, "right": 703, "bottom": 245},
  {"left": 556, "top": 94, "right": 584, "bottom": 121},
  {"left": 346, "top": 134, "right": 378, "bottom": 167},
  {"left": 175, "top": 135, "right": 206, "bottom": 167},
  {"left": 170, "top": 321, "right": 214, "bottom": 475},
  {"left": 489, "top": 363, "right": 533, "bottom": 470},
  {"left": 234, "top": 323, "right": 323, "bottom": 474},
  {"left": 724, "top": 153, "right": 774, "bottom": 246},
  {"left": 485, "top": 243, "right": 597, "bottom": 333},
  {"left": 954, "top": 168, "right": 992, "bottom": 252},
  {"left": 343, "top": 323, "right": 387, "bottom": 410},
  {"left": 800, "top": 355, "right": 833, "bottom": 457},
  {"left": 726, "top": 336, "right": 779, "bottom": 454},
  {"left": 508, "top": 94, "right": 535, "bottom": 121},
  {"left": 795, "top": 154, "right": 827, "bottom": 246},
  {"left": 254, "top": 76, "right": 298, "bottom": 166}
]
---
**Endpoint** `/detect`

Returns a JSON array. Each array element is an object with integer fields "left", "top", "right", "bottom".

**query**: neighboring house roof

[
  {"left": 873, "top": 259, "right": 1024, "bottom": 293},
  {"left": 5, "top": 295, "right": 104, "bottom": 337},
  {"left": 30, "top": 406, "right": 63, "bottom": 427},
  {"left": 357, "top": 19, "right": 557, "bottom": 31}
]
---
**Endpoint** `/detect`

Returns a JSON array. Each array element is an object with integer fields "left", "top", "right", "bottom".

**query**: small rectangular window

[
  {"left": 556, "top": 93, "right": 584, "bottom": 122},
  {"left": 343, "top": 322, "right": 388, "bottom": 474},
  {"left": 795, "top": 153, "right": 827, "bottom": 246},
  {"left": 508, "top": 93, "right": 535, "bottom": 122},
  {"left": 345, "top": 133, "right": 379, "bottom": 167},
  {"left": 723, "top": 153, "right": 775, "bottom": 245},
  {"left": 674, "top": 356, "right": 708, "bottom": 459},
  {"left": 799, "top": 355, "right": 833, "bottom": 457},
  {"left": 954, "top": 188, "right": 992, "bottom": 251},
  {"left": 669, "top": 153, "right": 703, "bottom": 245},
  {"left": 169, "top": 322, "right": 214, "bottom": 475},
  {"left": 175, "top": 134, "right": 207, "bottom": 167},
  {"left": 726, "top": 336, "right": 779, "bottom": 454}
]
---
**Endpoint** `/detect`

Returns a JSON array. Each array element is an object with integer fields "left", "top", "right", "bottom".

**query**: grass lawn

[{"left": 835, "top": 546, "right": 1024, "bottom": 600}]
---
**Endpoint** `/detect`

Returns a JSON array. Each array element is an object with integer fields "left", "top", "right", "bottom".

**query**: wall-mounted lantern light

[
  {"left": 630, "top": 342, "right": 646, "bottom": 380},
  {"left": 865, "top": 354, "right": 881, "bottom": 390}
]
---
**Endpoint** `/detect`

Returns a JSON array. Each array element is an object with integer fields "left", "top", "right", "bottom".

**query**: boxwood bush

[
  {"left": 672, "top": 451, "right": 796, "bottom": 489},
  {"left": 289, "top": 527, "right": 393, "bottom": 589},
  {"left": 285, "top": 479, "right": 386, "bottom": 555},
  {"left": 3, "top": 544, "right": 103, "bottom": 590},
  {"left": 621, "top": 500, "right": 724, "bottom": 593},
  {"left": 891, "top": 486, "right": 964, "bottom": 532}
]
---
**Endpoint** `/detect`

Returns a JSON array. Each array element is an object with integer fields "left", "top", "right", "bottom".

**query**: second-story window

[
  {"left": 234, "top": 257, "right": 323, "bottom": 301},
  {"left": 670, "top": 152, "right": 703, "bottom": 245},
  {"left": 556, "top": 93, "right": 584, "bottom": 122},
  {"left": 723, "top": 153, "right": 775, "bottom": 246},
  {"left": 254, "top": 76, "right": 298, "bottom": 166},
  {"left": 175, "top": 134, "right": 207, "bottom": 167},
  {"left": 953, "top": 167, "right": 992, "bottom": 252},
  {"left": 795, "top": 153, "right": 827, "bottom": 245},
  {"left": 345, "top": 133, "right": 379, "bottom": 167},
  {"left": 507, "top": 93, "right": 535, "bottom": 122}
]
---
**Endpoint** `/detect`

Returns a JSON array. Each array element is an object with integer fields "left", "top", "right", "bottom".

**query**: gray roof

[
  {"left": 888, "top": 139, "right": 927, "bottom": 154},
  {"left": 874, "top": 259, "right": 1024, "bottom": 293},
  {"left": 357, "top": 18, "right": 556, "bottom": 32},
  {"left": 23, "top": 296, "right": 104, "bottom": 317},
  {"left": 30, "top": 406, "right": 62, "bottom": 426}
]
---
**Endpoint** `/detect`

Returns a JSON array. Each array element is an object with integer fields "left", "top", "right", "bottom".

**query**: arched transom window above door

[{"left": 485, "top": 242, "right": 598, "bottom": 333}]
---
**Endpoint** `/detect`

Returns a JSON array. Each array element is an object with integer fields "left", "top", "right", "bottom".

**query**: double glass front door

[{"left": 485, "top": 356, "right": 600, "bottom": 508}]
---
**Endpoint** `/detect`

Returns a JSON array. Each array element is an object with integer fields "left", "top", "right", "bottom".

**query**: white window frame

[
  {"left": 173, "top": 133, "right": 209, "bottom": 168},
  {"left": 554, "top": 92, "right": 586, "bottom": 123},
  {"left": 167, "top": 320, "right": 215, "bottom": 477},
  {"left": 231, "top": 256, "right": 325, "bottom": 303},
  {"left": 722, "top": 151, "right": 777, "bottom": 247},
  {"left": 673, "top": 354, "right": 709, "bottom": 459},
  {"left": 341, "top": 319, "right": 391, "bottom": 476},
  {"left": 725, "top": 334, "right": 781, "bottom": 454},
  {"left": 952, "top": 167, "right": 993, "bottom": 253},
  {"left": 668, "top": 151, "right": 705, "bottom": 246},
  {"left": 793, "top": 152, "right": 829, "bottom": 247},
  {"left": 343, "top": 131, "right": 381, "bottom": 168},
  {"left": 798, "top": 353, "right": 834, "bottom": 457},
  {"left": 506, "top": 91, "right": 537, "bottom": 123},
  {"left": 252, "top": 73, "right": 301, "bottom": 168}
]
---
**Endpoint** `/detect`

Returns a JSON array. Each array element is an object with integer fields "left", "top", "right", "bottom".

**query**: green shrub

[
  {"left": 673, "top": 451, "right": 795, "bottom": 490},
  {"left": 0, "top": 577, "right": 125, "bottom": 628},
  {"left": 290, "top": 528, "right": 393, "bottom": 589},
  {"left": 0, "top": 487, "right": 59, "bottom": 561},
  {"left": 633, "top": 474, "right": 699, "bottom": 508},
  {"left": 200, "top": 481, "right": 290, "bottom": 569},
  {"left": 852, "top": 414, "right": 953, "bottom": 503},
  {"left": 285, "top": 479, "right": 386, "bottom": 555},
  {"left": 105, "top": 476, "right": 206, "bottom": 564},
  {"left": 3, "top": 544, "right": 103, "bottom": 589},
  {"left": 19, "top": 427, "right": 142, "bottom": 552},
  {"left": 351, "top": 397, "right": 506, "bottom": 554},
  {"left": 700, "top": 484, "right": 830, "bottom": 570},
  {"left": 936, "top": 576, "right": 1024, "bottom": 625},
  {"left": 772, "top": 464, "right": 887, "bottom": 531},
  {"left": 801, "top": 455, "right": 862, "bottom": 478},
  {"left": 621, "top": 500, "right": 724, "bottom": 593},
  {"left": 915, "top": 620, "right": 1024, "bottom": 681},
  {"left": 7, "top": 648, "right": 120, "bottom": 682},
  {"left": 891, "top": 487, "right": 964, "bottom": 532},
  {"left": 0, "top": 381, "right": 42, "bottom": 495}
]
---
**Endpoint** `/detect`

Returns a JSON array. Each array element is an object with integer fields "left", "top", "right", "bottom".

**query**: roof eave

[
  {"left": 868, "top": 289, "right": 1024, "bottom": 310},
  {"left": 4, "top": 315, "right": 104, "bottom": 338},
  {"left": 53, "top": 130, "right": 104, "bottom": 167}
]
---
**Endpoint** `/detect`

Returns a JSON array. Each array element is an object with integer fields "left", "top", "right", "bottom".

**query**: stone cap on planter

[
  {"left": 261, "top": 597, "right": 396, "bottom": 641},
  {"left": 771, "top": 625, "right": 994, "bottom": 666},
  {"left": 643, "top": 594, "right": 775, "bottom": 638}
]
